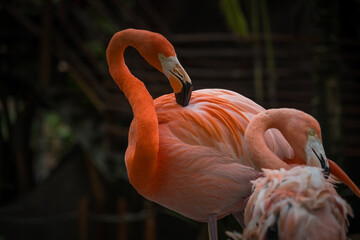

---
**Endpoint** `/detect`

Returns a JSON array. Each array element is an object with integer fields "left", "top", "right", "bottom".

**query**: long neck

[
  {"left": 245, "top": 112, "right": 290, "bottom": 171},
  {"left": 106, "top": 30, "right": 159, "bottom": 191}
]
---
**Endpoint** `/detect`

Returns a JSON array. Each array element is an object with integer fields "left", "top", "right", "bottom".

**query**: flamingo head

[
  {"left": 304, "top": 127, "right": 330, "bottom": 178},
  {"left": 136, "top": 31, "right": 192, "bottom": 106},
  {"left": 281, "top": 110, "right": 360, "bottom": 197},
  {"left": 158, "top": 53, "right": 193, "bottom": 107},
  {"left": 283, "top": 110, "right": 330, "bottom": 178}
]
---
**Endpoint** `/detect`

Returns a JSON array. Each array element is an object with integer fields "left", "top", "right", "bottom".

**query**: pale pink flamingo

[
  {"left": 237, "top": 166, "right": 353, "bottom": 240},
  {"left": 106, "top": 29, "right": 360, "bottom": 240}
]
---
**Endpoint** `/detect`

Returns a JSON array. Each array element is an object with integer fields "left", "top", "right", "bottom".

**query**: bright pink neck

[
  {"left": 245, "top": 114, "right": 290, "bottom": 171},
  {"left": 106, "top": 29, "right": 159, "bottom": 193}
]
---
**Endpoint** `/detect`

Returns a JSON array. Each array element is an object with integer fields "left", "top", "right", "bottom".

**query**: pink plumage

[
  {"left": 131, "top": 89, "right": 292, "bottom": 222},
  {"left": 242, "top": 166, "right": 352, "bottom": 240}
]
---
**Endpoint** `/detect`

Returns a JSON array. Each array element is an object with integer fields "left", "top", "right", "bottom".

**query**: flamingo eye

[
  {"left": 158, "top": 54, "right": 165, "bottom": 60},
  {"left": 308, "top": 128, "right": 316, "bottom": 136}
]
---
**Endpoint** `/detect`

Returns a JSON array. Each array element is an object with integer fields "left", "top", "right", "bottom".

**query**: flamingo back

[{"left": 155, "top": 89, "right": 293, "bottom": 166}]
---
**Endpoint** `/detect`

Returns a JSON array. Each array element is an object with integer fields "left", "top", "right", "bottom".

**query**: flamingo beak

[
  {"left": 159, "top": 55, "right": 193, "bottom": 106},
  {"left": 175, "top": 80, "right": 192, "bottom": 106},
  {"left": 328, "top": 159, "right": 360, "bottom": 198},
  {"left": 311, "top": 148, "right": 330, "bottom": 178},
  {"left": 169, "top": 64, "right": 193, "bottom": 106},
  {"left": 306, "top": 137, "right": 330, "bottom": 178}
]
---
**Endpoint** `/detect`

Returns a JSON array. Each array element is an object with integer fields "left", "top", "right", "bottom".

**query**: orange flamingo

[
  {"left": 106, "top": 29, "right": 360, "bottom": 240},
  {"left": 240, "top": 166, "right": 353, "bottom": 240}
]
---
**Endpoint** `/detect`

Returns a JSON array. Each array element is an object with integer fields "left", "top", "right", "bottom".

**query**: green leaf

[{"left": 219, "top": 0, "right": 249, "bottom": 37}]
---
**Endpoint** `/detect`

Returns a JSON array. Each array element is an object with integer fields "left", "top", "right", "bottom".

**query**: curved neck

[
  {"left": 106, "top": 30, "right": 159, "bottom": 191},
  {"left": 245, "top": 112, "right": 290, "bottom": 171}
]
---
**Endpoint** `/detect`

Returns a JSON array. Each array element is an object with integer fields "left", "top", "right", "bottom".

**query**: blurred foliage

[
  {"left": 92, "top": 14, "right": 118, "bottom": 35},
  {"left": 220, "top": 0, "right": 277, "bottom": 105},
  {"left": 31, "top": 111, "right": 74, "bottom": 182},
  {"left": 86, "top": 40, "right": 106, "bottom": 58},
  {"left": 219, "top": 0, "right": 249, "bottom": 37}
]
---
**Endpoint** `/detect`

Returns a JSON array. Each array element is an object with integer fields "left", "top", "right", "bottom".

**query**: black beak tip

[
  {"left": 311, "top": 148, "right": 330, "bottom": 179},
  {"left": 323, "top": 166, "right": 330, "bottom": 179},
  {"left": 175, "top": 82, "right": 193, "bottom": 107}
]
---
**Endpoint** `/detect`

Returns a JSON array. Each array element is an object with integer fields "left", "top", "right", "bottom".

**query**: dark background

[{"left": 1, "top": 0, "right": 360, "bottom": 239}]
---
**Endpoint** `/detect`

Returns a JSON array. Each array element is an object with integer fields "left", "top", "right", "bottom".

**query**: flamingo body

[{"left": 127, "top": 89, "right": 292, "bottom": 221}]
